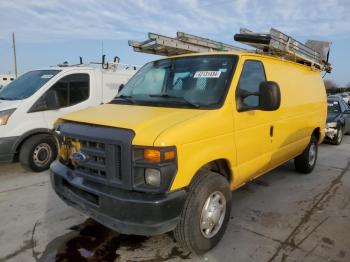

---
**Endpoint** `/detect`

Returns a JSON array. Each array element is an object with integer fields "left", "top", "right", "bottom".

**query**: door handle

[{"left": 270, "top": 125, "right": 274, "bottom": 137}]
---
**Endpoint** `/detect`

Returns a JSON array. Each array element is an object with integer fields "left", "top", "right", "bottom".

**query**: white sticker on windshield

[
  {"left": 194, "top": 71, "right": 221, "bottom": 78},
  {"left": 41, "top": 74, "right": 54, "bottom": 79}
]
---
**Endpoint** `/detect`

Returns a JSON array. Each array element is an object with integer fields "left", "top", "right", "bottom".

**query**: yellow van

[{"left": 51, "top": 48, "right": 327, "bottom": 253}]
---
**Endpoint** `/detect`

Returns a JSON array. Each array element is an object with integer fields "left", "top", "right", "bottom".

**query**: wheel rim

[
  {"left": 33, "top": 143, "right": 52, "bottom": 167},
  {"left": 200, "top": 191, "right": 226, "bottom": 239},
  {"left": 308, "top": 143, "right": 316, "bottom": 166},
  {"left": 337, "top": 129, "right": 343, "bottom": 144}
]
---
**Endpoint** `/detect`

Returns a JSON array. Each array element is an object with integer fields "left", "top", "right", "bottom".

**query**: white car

[{"left": 0, "top": 62, "right": 138, "bottom": 171}]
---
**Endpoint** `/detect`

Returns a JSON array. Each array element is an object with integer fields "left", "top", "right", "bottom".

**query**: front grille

[
  {"left": 57, "top": 122, "right": 135, "bottom": 190},
  {"left": 77, "top": 140, "right": 108, "bottom": 179}
]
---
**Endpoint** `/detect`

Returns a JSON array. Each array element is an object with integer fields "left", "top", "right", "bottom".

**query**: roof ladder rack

[
  {"left": 128, "top": 32, "right": 245, "bottom": 56},
  {"left": 234, "top": 28, "right": 332, "bottom": 72}
]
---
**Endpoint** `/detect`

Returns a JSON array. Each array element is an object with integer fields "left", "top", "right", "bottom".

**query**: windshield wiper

[
  {"left": 112, "top": 95, "right": 136, "bottom": 104},
  {"left": 0, "top": 97, "right": 19, "bottom": 100},
  {"left": 149, "top": 94, "right": 200, "bottom": 108}
]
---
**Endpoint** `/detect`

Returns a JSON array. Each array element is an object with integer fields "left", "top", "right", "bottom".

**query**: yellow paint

[{"left": 57, "top": 52, "right": 327, "bottom": 192}]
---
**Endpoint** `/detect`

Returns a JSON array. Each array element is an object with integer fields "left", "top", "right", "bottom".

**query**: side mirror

[
  {"left": 45, "top": 90, "right": 61, "bottom": 110},
  {"left": 118, "top": 84, "right": 125, "bottom": 92},
  {"left": 236, "top": 81, "right": 281, "bottom": 112},
  {"left": 258, "top": 81, "right": 281, "bottom": 111}
]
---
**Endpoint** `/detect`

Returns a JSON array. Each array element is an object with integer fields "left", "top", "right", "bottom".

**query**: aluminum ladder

[
  {"left": 234, "top": 28, "right": 332, "bottom": 72},
  {"left": 128, "top": 32, "right": 245, "bottom": 56}
]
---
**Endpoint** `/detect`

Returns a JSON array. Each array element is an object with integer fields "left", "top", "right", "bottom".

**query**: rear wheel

[
  {"left": 294, "top": 135, "right": 318, "bottom": 174},
  {"left": 173, "top": 171, "right": 231, "bottom": 254},
  {"left": 19, "top": 134, "right": 58, "bottom": 172}
]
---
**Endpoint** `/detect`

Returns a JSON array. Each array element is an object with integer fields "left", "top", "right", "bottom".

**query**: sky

[{"left": 0, "top": 0, "right": 350, "bottom": 86}]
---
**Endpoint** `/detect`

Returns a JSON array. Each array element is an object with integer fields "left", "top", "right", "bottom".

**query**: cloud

[{"left": 0, "top": 0, "right": 349, "bottom": 43}]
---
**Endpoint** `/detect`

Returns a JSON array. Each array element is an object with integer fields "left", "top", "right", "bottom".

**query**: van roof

[{"left": 157, "top": 51, "right": 321, "bottom": 71}]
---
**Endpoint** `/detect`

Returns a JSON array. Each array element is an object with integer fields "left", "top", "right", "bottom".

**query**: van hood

[
  {"left": 0, "top": 99, "right": 22, "bottom": 111},
  {"left": 59, "top": 104, "right": 207, "bottom": 145}
]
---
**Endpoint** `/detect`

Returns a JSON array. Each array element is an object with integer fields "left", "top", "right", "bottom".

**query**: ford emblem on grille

[{"left": 71, "top": 151, "right": 88, "bottom": 163}]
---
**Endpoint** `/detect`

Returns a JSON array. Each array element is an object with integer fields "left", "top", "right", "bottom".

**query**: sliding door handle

[{"left": 270, "top": 125, "right": 274, "bottom": 137}]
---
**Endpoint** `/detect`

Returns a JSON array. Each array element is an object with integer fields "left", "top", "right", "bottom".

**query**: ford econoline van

[{"left": 50, "top": 50, "right": 327, "bottom": 253}]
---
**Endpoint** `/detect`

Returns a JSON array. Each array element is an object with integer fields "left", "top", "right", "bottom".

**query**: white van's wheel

[
  {"left": 294, "top": 136, "right": 318, "bottom": 174},
  {"left": 19, "top": 134, "right": 58, "bottom": 172},
  {"left": 173, "top": 171, "right": 231, "bottom": 254}
]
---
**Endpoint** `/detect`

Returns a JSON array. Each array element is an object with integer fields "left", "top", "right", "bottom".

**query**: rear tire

[
  {"left": 173, "top": 171, "right": 231, "bottom": 254},
  {"left": 294, "top": 136, "right": 318, "bottom": 174},
  {"left": 19, "top": 134, "right": 58, "bottom": 172}
]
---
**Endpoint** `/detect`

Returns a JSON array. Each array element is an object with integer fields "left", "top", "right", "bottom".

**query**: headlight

[
  {"left": 326, "top": 122, "right": 337, "bottom": 128},
  {"left": 133, "top": 146, "right": 177, "bottom": 192},
  {"left": 145, "top": 168, "right": 161, "bottom": 187},
  {"left": 0, "top": 108, "right": 16, "bottom": 126}
]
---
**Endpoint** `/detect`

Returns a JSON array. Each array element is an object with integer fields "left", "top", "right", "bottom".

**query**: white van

[{"left": 0, "top": 62, "right": 138, "bottom": 172}]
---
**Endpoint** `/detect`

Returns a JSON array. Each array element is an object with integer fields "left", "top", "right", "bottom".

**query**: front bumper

[
  {"left": 0, "top": 136, "right": 19, "bottom": 162},
  {"left": 325, "top": 127, "right": 337, "bottom": 140},
  {"left": 50, "top": 161, "right": 187, "bottom": 236}
]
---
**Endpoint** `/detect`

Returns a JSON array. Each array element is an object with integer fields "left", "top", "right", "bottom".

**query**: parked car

[
  {"left": 325, "top": 97, "right": 350, "bottom": 144},
  {"left": 51, "top": 51, "right": 327, "bottom": 253},
  {"left": 0, "top": 62, "right": 138, "bottom": 171}
]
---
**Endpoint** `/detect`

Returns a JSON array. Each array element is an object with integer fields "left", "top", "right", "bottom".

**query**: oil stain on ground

[{"left": 39, "top": 218, "right": 191, "bottom": 262}]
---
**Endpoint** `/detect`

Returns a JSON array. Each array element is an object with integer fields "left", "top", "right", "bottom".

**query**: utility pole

[{"left": 12, "top": 32, "right": 18, "bottom": 78}]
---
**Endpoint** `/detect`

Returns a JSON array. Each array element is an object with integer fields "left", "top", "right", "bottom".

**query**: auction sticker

[
  {"left": 41, "top": 74, "right": 54, "bottom": 79},
  {"left": 194, "top": 71, "right": 221, "bottom": 78}
]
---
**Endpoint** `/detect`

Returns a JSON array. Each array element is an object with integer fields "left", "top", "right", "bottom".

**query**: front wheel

[
  {"left": 294, "top": 136, "right": 318, "bottom": 174},
  {"left": 173, "top": 171, "right": 231, "bottom": 254},
  {"left": 19, "top": 134, "right": 58, "bottom": 172},
  {"left": 332, "top": 126, "right": 343, "bottom": 145}
]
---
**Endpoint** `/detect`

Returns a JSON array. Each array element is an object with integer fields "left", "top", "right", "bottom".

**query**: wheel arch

[
  {"left": 12, "top": 128, "right": 58, "bottom": 154},
  {"left": 312, "top": 127, "right": 323, "bottom": 144},
  {"left": 191, "top": 159, "right": 233, "bottom": 184}
]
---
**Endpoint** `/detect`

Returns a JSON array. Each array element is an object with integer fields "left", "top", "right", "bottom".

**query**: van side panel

[{"left": 263, "top": 58, "right": 327, "bottom": 167}]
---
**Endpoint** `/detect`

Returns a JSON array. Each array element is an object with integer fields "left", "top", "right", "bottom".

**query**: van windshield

[
  {"left": 0, "top": 70, "right": 61, "bottom": 100},
  {"left": 111, "top": 55, "right": 237, "bottom": 109}
]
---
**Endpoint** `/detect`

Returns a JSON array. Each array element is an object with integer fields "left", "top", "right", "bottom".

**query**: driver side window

[
  {"left": 236, "top": 60, "right": 266, "bottom": 110},
  {"left": 31, "top": 74, "right": 89, "bottom": 112}
]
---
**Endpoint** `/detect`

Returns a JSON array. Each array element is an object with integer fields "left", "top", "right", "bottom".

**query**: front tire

[
  {"left": 173, "top": 171, "right": 231, "bottom": 254},
  {"left": 294, "top": 135, "right": 318, "bottom": 174},
  {"left": 332, "top": 126, "right": 343, "bottom": 145},
  {"left": 19, "top": 134, "right": 58, "bottom": 172}
]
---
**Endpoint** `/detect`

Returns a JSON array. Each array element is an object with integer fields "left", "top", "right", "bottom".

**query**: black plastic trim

[{"left": 51, "top": 160, "right": 186, "bottom": 236}]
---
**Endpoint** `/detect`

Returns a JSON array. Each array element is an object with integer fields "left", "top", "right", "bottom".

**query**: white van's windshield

[{"left": 0, "top": 70, "right": 61, "bottom": 100}]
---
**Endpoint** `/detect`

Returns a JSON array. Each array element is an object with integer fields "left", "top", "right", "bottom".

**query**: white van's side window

[
  {"left": 31, "top": 74, "right": 90, "bottom": 112},
  {"left": 236, "top": 60, "right": 266, "bottom": 110}
]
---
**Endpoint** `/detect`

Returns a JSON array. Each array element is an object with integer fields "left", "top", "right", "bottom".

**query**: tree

[{"left": 323, "top": 79, "right": 337, "bottom": 90}]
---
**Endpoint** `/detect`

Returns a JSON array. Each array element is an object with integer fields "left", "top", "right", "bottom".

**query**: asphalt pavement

[{"left": 0, "top": 137, "right": 349, "bottom": 262}]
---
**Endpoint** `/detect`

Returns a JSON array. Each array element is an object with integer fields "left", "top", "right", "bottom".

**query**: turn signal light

[
  {"left": 164, "top": 151, "right": 176, "bottom": 160},
  {"left": 144, "top": 149, "right": 161, "bottom": 162}
]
